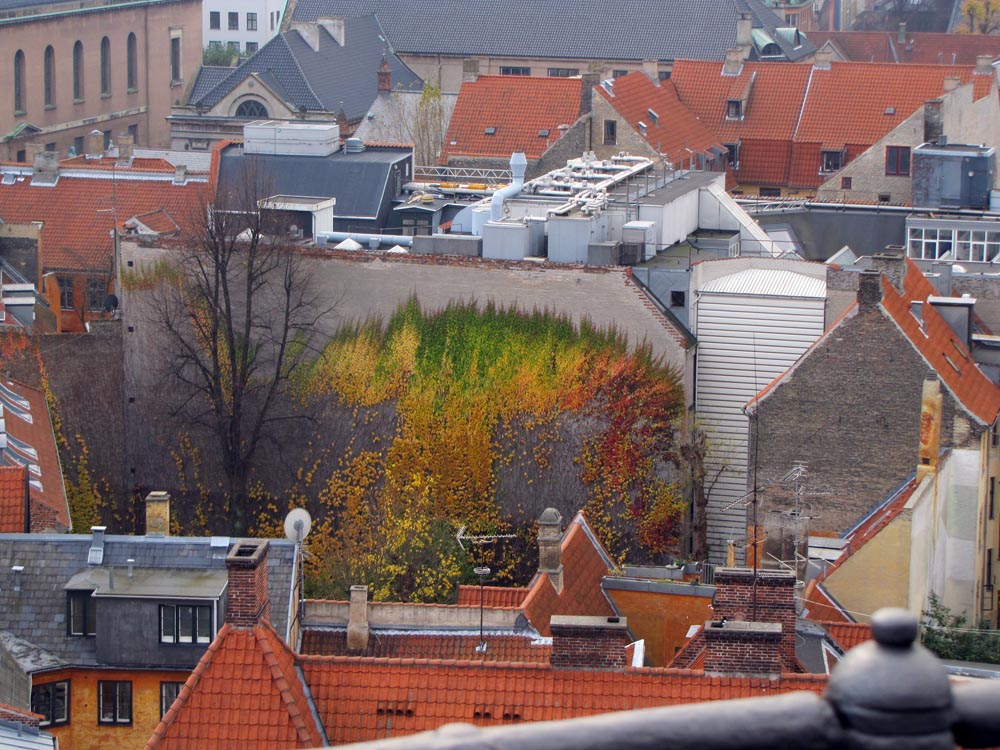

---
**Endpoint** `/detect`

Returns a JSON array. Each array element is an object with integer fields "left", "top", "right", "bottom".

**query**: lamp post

[{"left": 473, "top": 565, "right": 490, "bottom": 654}]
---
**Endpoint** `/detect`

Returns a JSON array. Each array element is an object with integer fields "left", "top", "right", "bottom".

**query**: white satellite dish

[{"left": 283, "top": 508, "right": 312, "bottom": 544}]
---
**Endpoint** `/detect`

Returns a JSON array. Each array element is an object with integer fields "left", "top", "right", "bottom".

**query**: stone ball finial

[{"left": 871, "top": 607, "right": 919, "bottom": 648}]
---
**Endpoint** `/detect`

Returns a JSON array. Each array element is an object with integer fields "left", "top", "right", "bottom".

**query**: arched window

[
  {"left": 73, "top": 41, "right": 84, "bottom": 100},
  {"left": 126, "top": 33, "right": 137, "bottom": 91},
  {"left": 235, "top": 100, "right": 268, "bottom": 118},
  {"left": 13, "top": 50, "right": 25, "bottom": 113},
  {"left": 100, "top": 37, "right": 111, "bottom": 95},
  {"left": 43, "top": 46, "right": 55, "bottom": 107}
]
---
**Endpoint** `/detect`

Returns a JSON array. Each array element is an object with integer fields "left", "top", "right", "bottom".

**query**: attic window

[
  {"left": 726, "top": 99, "right": 743, "bottom": 120},
  {"left": 884, "top": 106, "right": 896, "bottom": 115},
  {"left": 820, "top": 149, "right": 844, "bottom": 173},
  {"left": 538, "top": 129, "right": 550, "bottom": 138},
  {"left": 647, "top": 108, "right": 659, "bottom": 125},
  {"left": 484, "top": 126, "right": 497, "bottom": 136}
]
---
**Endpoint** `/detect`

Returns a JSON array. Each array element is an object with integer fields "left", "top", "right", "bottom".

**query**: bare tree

[{"left": 157, "top": 157, "right": 334, "bottom": 533}]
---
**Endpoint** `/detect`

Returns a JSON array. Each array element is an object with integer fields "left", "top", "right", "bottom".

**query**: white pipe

[
  {"left": 317, "top": 231, "right": 413, "bottom": 247},
  {"left": 490, "top": 152, "right": 527, "bottom": 222}
]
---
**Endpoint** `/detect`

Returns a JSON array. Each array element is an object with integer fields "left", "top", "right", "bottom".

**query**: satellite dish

[{"left": 283, "top": 508, "right": 312, "bottom": 544}]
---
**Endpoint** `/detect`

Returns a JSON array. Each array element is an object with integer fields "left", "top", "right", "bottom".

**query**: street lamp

[{"left": 473, "top": 565, "right": 490, "bottom": 654}]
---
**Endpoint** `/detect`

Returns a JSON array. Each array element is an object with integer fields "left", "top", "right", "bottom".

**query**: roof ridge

[
  {"left": 283, "top": 30, "right": 325, "bottom": 111},
  {"left": 146, "top": 622, "right": 233, "bottom": 749},
  {"left": 254, "top": 623, "right": 321, "bottom": 745}
]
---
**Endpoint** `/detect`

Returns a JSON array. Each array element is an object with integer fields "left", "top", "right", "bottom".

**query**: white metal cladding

[{"left": 694, "top": 281, "right": 826, "bottom": 564}]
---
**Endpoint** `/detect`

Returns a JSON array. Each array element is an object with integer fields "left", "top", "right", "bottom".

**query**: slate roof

[
  {"left": 0, "top": 466, "right": 27, "bottom": 534},
  {"left": 0, "top": 163, "right": 210, "bottom": 274},
  {"left": 301, "top": 656, "right": 827, "bottom": 745},
  {"left": 0, "top": 534, "right": 296, "bottom": 671},
  {"left": 0, "top": 380, "right": 68, "bottom": 532},
  {"left": 291, "top": 0, "right": 814, "bottom": 63},
  {"left": 189, "top": 16, "right": 422, "bottom": 123},
  {"left": 520, "top": 513, "right": 617, "bottom": 637},
  {"left": 148, "top": 622, "right": 324, "bottom": 750},
  {"left": 300, "top": 629, "right": 551, "bottom": 662},
  {"left": 811, "top": 30, "right": 1000, "bottom": 65},
  {"left": 595, "top": 73, "right": 724, "bottom": 168},
  {"left": 439, "top": 76, "right": 584, "bottom": 162},
  {"left": 217, "top": 143, "right": 409, "bottom": 220}
]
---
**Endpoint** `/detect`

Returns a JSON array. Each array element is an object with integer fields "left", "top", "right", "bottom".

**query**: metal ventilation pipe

[{"left": 490, "top": 152, "right": 528, "bottom": 221}]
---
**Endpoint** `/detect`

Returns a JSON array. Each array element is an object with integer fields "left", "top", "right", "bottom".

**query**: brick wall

[
  {"left": 703, "top": 622, "right": 782, "bottom": 675},
  {"left": 549, "top": 616, "right": 631, "bottom": 670},
  {"left": 712, "top": 568, "right": 797, "bottom": 669},
  {"left": 749, "top": 283, "right": 973, "bottom": 535},
  {"left": 225, "top": 540, "right": 271, "bottom": 627},
  {"left": 0, "top": 705, "right": 40, "bottom": 727}
]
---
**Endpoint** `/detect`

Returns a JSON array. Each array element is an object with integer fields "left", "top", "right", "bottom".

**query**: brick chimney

[
  {"left": 723, "top": 48, "right": 744, "bottom": 76},
  {"left": 85, "top": 129, "right": 104, "bottom": 159},
  {"left": 346, "top": 584, "right": 369, "bottom": 651},
  {"left": 377, "top": 53, "right": 392, "bottom": 93},
  {"left": 462, "top": 58, "right": 479, "bottom": 83},
  {"left": 924, "top": 98, "right": 944, "bottom": 144},
  {"left": 975, "top": 54, "right": 994, "bottom": 75},
  {"left": 871, "top": 249, "right": 906, "bottom": 293},
  {"left": 736, "top": 12, "right": 753, "bottom": 49},
  {"left": 703, "top": 620, "right": 782, "bottom": 675},
  {"left": 857, "top": 270, "right": 883, "bottom": 311},
  {"left": 711, "top": 568, "right": 798, "bottom": 670},
  {"left": 116, "top": 133, "right": 134, "bottom": 165},
  {"left": 641, "top": 59, "right": 659, "bottom": 82},
  {"left": 537, "top": 508, "right": 564, "bottom": 593},
  {"left": 225, "top": 540, "right": 270, "bottom": 627},
  {"left": 579, "top": 72, "right": 599, "bottom": 118},
  {"left": 550, "top": 615, "right": 631, "bottom": 670},
  {"left": 144, "top": 491, "right": 170, "bottom": 536}
]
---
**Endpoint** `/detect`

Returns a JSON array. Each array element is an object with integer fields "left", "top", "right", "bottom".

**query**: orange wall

[
  {"left": 606, "top": 589, "right": 713, "bottom": 667},
  {"left": 35, "top": 667, "right": 189, "bottom": 750}
]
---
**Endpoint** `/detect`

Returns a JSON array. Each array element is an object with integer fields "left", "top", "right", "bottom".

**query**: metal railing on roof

[
  {"left": 326, "top": 609, "right": 1000, "bottom": 750},
  {"left": 413, "top": 165, "right": 512, "bottom": 185}
]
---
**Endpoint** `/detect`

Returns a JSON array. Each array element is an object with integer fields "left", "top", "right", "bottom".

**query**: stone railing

[{"left": 328, "top": 609, "right": 1000, "bottom": 750}]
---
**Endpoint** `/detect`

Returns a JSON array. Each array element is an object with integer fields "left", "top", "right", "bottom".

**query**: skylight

[{"left": 484, "top": 126, "right": 497, "bottom": 136}]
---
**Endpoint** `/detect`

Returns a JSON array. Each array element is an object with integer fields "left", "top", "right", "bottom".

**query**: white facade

[
  {"left": 203, "top": 0, "right": 287, "bottom": 56},
  {"left": 690, "top": 261, "right": 827, "bottom": 563}
]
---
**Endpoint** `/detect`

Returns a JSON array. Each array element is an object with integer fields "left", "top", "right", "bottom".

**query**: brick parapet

[{"left": 550, "top": 617, "right": 631, "bottom": 670}]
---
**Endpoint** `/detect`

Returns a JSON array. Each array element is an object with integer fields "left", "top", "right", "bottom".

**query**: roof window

[{"left": 484, "top": 126, "right": 497, "bottom": 136}]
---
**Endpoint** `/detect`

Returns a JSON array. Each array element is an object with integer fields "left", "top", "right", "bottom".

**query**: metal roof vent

[
  {"left": 344, "top": 137, "right": 366, "bottom": 153},
  {"left": 88, "top": 526, "right": 107, "bottom": 565}
]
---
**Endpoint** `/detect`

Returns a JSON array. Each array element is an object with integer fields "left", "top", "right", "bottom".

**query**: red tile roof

[
  {"left": 0, "top": 465, "right": 28, "bottom": 533},
  {"left": 0, "top": 170, "right": 210, "bottom": 274},
  {"left": 883, "top": 260, "right": 1000, "bottom": 424},
  {"left": 456, "top": 584, "right": 529, "bottom": 607},
  {"left": 301, "top": 656, "right": 827, "bottom": 745},
  {"left": 812, "top": 31, "right": 1000, "bottom": 65},
  {"left": 148, "top": 622, "right": 324, "bottom": 750},
  {"left": 520, "top": 512, "right": 617, "bottom": 636},
  {"left": 60, "top": 155, "right": 181, "bottom": 173},
  {"left": 820, "top": 621, "right": 872, "bottom": 652},
  {"left": 1, "top": 379, "right": 68, "bottom": 532},
  {"left": 594, "top": 73, "right": 724, "bottom": 167},
  {"left": 439, "top": 75, "right": 584, "bottom": 162},
  {"left": 300, "top": 630, "right": 551, "bottom": 663}
]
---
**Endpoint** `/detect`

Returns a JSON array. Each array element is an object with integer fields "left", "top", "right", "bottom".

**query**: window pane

[
  {"left": 99, "top": 683, "right": 116, "bottom": 722},
  {"left": 161, "top": 605, "right": 176, "bottom": 643},
  {"left": 117, "top": 682, "right": 131, "bottom": 723},
  {"left": 52, "top": 682, "right": 68, "bottom": 724},
  {"left": 161, "top": 682, "right": 182, "bottom": 717},
  {"left": 85, "top": 595, "right": 96, "bottom": 636},
  {"left": 196, "top": 605, "right": 212, "bottom": 642},
  {"left": 178, "top": 606, "right": 193, "bottom": 642},
  {"left": 31, "top": 686, "right": 52, "bottom": 724}
]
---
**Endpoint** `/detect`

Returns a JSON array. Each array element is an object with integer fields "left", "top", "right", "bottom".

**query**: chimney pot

[{"left": 145, "top": 491, "right": 170, "bottom": 536}]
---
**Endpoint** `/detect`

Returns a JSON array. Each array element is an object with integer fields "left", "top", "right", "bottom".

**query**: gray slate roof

[
  {"left": 0, "top": 534, "right": 296, "bottom": 671},
  {"left": 219, "top": 145, "right": 409, "bottom": 219},
  {"left": 290, "top": 0, "right": 815, "bottom": 63},
  {"left": 189, "top": 15, "right": 423, "bottom": 122}
]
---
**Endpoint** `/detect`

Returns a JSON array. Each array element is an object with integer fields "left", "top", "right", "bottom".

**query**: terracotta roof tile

[
  {"left": 520, "top": 513, "right": 616, "bottom": 636},
  {"left": 595, "top": 73, "right": 724, "bottom": 167},
  {"left": 811, "top": 31, "right": 1000, "bottom": 65},
  {"left": 301, "top": 657, "right": 826, "bottom": 745},
  {"left": 300, "top": 630, "right": 550, "bottom": 663},
  {"left": 0, "top": 465, "right": 28, "bottom": 533},
  {"left": 147, "top": 623, "right": 324, "bottom": 750},
  {"left": 456, "top": 584, "right": 529, "bottom": 607},
  {"left": 820, "top": 621, "right": 872, "bottom": 652},
  {"left": 1, "top": 379, "right": 68, "bottom": 531},
  {"left": 440, "top": 75, "right": 584, "bottom": 162},
  {"left": 0, "top": 171, "right": 210, "bottom": 274},
  {"left": 882, "top": 260, "right": 1000, "bottom": 424}
]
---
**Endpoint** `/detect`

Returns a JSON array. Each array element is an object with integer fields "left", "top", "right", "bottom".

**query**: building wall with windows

[
  {"left": 30, "top": 667, "right": 190, "bottom": 750},
  {"left": 202, "top": 0, "right": 287, "bottom": 56},
  {"left": 815, "top": 80, "right": 1000, "bottom": 204},
  {"left": 0, "top": 0, "right": 202, "bottom": 161}
]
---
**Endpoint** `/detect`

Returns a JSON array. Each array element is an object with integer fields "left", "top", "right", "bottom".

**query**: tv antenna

[
  {"left": 284, "top": 508, "right": 312, "bottom": 624},
  {"left": 455, "top": 525, "right": 516, "bottom": 655}
]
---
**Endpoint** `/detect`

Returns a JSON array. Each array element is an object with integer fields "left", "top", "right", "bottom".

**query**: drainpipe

[{"left": 490, "top": 152, "right": 527, "bottom": 221}]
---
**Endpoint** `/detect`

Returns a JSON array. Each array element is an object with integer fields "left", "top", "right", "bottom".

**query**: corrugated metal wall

[{"left": 694, "top": 290, "right": 826, "bottom": 564}]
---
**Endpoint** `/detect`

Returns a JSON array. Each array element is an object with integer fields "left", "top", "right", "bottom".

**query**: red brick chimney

[
  {"left": 710, "top": 567, "right": 798, "bottom": 670},
  {"left": 703, "top": 620, "right": 782, "bottom": 675},
  {"left": 377, "top": 54, "right": 392, "bottom": 93},
  {"left": 549, "top": 615, "right": 631, "bottom": 670},
  {"left": 225, "top": 540, "right": 270, "bottom": 627}
]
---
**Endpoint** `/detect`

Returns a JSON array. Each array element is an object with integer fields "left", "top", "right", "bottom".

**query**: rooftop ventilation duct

[
  {"left": 88, "top": 526, "right": 106, "bottom": 565},
  {"left": 490, "top": 152, "right": 527, "bottom": 221}
]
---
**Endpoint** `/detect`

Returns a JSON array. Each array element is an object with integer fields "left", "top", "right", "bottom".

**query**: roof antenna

[{"left": 456, "top": 526, "right": 516, "bottom": 655}]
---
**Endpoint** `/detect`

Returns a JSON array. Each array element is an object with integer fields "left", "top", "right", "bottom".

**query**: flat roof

[{"left": 64, "top": 567, "right": 227, "bottom": 599}]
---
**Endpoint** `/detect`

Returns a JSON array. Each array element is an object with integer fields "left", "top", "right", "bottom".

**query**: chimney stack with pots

[
  {"left": 346, "top": 584, "right": 370, "bottom": 651},
  {"left": 225, "top": 540, "right": 271, "bottom": 627},
  {"left": 537, "top": 508, "right": 564, "bottom": 593}
]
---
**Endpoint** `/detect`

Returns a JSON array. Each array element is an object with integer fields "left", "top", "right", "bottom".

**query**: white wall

[{"left": 203, "top": 0, "right": 286, "bottom": 54}]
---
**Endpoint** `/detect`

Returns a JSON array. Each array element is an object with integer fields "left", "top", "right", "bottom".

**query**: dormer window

[
  {"left": 821, "top": 149, "right": 844, "bottom": 173},
  {"left": 726, "top": 99, "right": 743, "bottom": 120}
]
